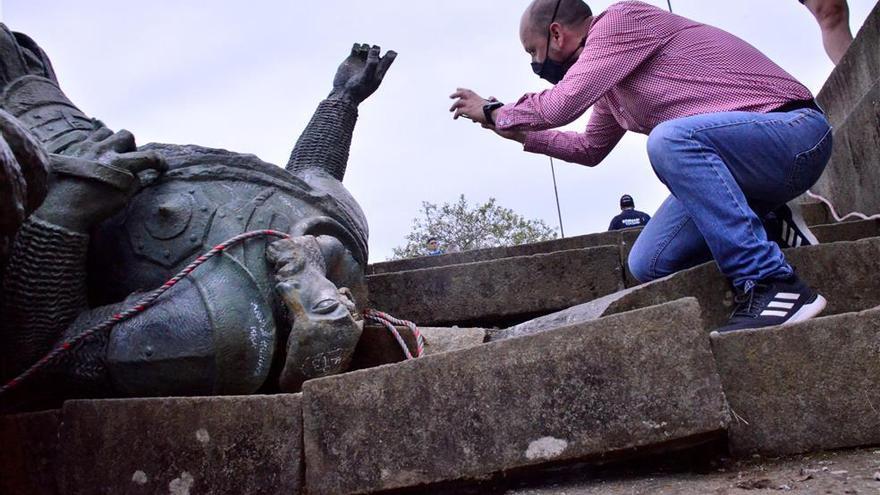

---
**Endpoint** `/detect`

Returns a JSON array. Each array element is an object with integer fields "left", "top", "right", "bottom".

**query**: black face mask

[
  {"left": 531, "top": 36, "right": 585, "bottom": 84},
  {"left": 530, "top": 0, "right": 587, "bottom": 84}
]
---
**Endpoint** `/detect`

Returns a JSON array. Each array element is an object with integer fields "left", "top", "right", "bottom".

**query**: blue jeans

[{"left": 629, "top": 108, "right": 833, "bottom": 289}]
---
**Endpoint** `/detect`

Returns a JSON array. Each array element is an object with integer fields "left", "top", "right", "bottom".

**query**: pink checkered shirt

[{"left": 495, "top": 0, "right": 813, "bottom": 166}]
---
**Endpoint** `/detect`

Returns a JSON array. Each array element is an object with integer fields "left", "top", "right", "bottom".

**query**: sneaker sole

[
  {"left": 709, "top": 294, "right": 828, "bottom": 338},
  {"left": 783, "top": 293, "right": 827, "bottom": 325},
  {"left": 784, "top": 203, "right": 820, "bottom": 246}
]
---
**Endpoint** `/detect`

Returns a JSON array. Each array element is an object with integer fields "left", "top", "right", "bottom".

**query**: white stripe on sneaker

[
  {"left": 768, "top": 301, "right": 795, "bottom": 309},
  {"left": 776, "top": 292, "right": 801, "bottom": 300},
  {"left": 761, "top": 310, "right": 789, "bottom": 317}
]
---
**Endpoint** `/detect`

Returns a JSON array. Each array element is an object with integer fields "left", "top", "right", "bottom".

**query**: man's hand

[
  {"left": 331, "top": 43, "right": 397, "bottom": 105},
  {"left": 449, "top": 88, "right": 492, "bottom": 124}
]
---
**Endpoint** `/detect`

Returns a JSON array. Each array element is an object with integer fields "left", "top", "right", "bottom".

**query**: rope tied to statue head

[{"left": 0, "top": 229, "right": 422, "bottom": 397}]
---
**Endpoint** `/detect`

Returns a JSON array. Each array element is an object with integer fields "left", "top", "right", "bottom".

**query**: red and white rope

[
  {"left": 0, "top": 230, "right": 420, "bottom": 397},
  {"left": 363, "top": 308, "right": 425, "bottom": 359}
]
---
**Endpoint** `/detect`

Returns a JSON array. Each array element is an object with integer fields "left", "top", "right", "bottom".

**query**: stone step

[
  {"left": 302, "top": 298, "right": 728, "bottom": 495},
  {"left": 0, "top": 409, "right": 61, "bottom": 495},
  {"left": 367, "top": 229, "right": 637, "bottom": 275},
  {"left": 798, "top": 200, "right": 833, "bottom": 227},
  {"left": 497, "top": 237, "right": 880, "bottom": 341},
  {"left": 351, "top": 325, "right": 486, "bottom": 370},
  {"left": 58, "top": 395, "right": 303, "bottom": 494},
  {"left": 812, "top": 218, "right": 880, "bottom": 243},
  {"left": 367, "top": 246, "right": 625, "bottom": 328},
  {"left": 711, "top": 306, "right": 880, "bottom": 457}
]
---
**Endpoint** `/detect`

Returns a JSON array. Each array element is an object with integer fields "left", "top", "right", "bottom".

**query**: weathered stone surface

[
  {"left": 796, "top": 200, "right": 832, "bottom": 227},
  {"left": 711, "top": 306, "right": 880, "bottom": 456},
  {"left": 813, "top": 0, "right": 880, "bottom": 217},
  {"left": 367, "top": 231, "right": 623, "bottom": 275},
  {"left": 497, "top": 237, "right": 880, "bottom": 340},
  {"left": 0, "top": 409, "right": 61, "bottom": 495},
  {"left": 812, "top": 218, "right": 880, "bottom": 243},
  {"left": 367, "top": 246, "right": 624, "bottom": 327},
  {"left": 59, "top": 395, "right": 303, "bottom": 495},
  {"left": 303, "top": 298, "right": 728, "bottom": 495},
  {"left": 350, "top": 325, "right": 486, "bottom": 370}
]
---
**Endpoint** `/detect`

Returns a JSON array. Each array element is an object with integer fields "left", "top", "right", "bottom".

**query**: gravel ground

[{"left": 506, "top": 448, "right": 880, "bottom": 495}]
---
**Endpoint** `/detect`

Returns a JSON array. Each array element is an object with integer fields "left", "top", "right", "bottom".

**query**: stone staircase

[{"left": 2, "top": 2, "right": 879, "bottom": 494}]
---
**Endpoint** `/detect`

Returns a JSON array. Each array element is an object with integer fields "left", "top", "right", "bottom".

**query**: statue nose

[{"left": 312, "top": 299, "right": 340, "bottom": 314}]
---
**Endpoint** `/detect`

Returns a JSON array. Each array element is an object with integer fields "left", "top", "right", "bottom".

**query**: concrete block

[
  {"left": 350, "top": 325, "right": 486, "bottom": 370},
  {"left": 813, "top": 84, "right": 880, "bottom": 223},
  {"left": 497, "top": 237, "right": 880, "bottom": 341},
  {"left": 367, "top": 231, "right": 623, "bottom": 275},
  {"left": 367, "top": 246, "right": 625, "bottom": 327},
  {"left": 59, "top": 395, "right": 303, "bottom": 495},
  {"left": 303, "top": 298, "right": 728, "bottom": 495},
  {"left": 711, "top": 306, "right": 880, "bottom": 456},
  {"left": 812, "top": 219, "right": 880, "bottom": 243},
  {"left": 0, "top": 410, "right": 61, "bottom": 495}
]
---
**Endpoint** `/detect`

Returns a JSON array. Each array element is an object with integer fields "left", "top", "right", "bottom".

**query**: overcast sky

[{"left": 3, "top": 0, "right": 877, "bottom": 261}]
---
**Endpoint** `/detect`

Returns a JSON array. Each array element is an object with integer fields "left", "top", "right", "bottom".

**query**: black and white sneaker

[
  {"left": 711, "top": 273, "right": 827, "bottom": 335},
  {"left": 764, "top": 202, "right": 819, "bottom": 249}
]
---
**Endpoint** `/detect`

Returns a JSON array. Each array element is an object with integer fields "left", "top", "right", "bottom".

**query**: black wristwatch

[{"left": 483, "top": 101, "right": 505, "bottom": 125}]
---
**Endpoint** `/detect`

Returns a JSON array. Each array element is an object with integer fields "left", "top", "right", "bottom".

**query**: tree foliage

[{"left": 390, "top": 195, "right": 558, "bottom": 260}]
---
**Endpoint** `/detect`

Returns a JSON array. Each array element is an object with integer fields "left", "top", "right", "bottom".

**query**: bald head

[{"left": 521, "top": 0, "right": 592, "bottom": 38}]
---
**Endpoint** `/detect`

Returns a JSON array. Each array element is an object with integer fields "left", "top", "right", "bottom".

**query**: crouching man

[{"left": 450, "top": 0, "right": 831, "bottom": 333}]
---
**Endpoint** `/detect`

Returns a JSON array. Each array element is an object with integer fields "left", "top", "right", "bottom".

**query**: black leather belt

[{"left": 770, "top": 98, "right": 823, "bottom": 114}]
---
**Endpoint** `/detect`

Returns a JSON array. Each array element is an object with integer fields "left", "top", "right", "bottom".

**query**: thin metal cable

[{"left": 549, "top": 157, "right": 565, "bottom": 238}]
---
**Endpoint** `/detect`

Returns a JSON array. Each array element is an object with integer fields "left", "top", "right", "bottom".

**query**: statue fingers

[
  {"left": 356, "top": 43, "right": 370, "bottom": 61},
  {"left": 95, "top": 129, "right": 137, "bottom": 155},
  {"left": 376, "top": 50, "right": 397, "bottom": 80},
  {"left": 110, "top": 150, "right": 167, "bottom": 177},
  {"left": 86, "top": 127, "right": 114, "bottom": 143}
]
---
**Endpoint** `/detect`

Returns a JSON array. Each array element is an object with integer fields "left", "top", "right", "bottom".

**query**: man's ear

[{"left": 549, "top": 22, "right": 564, "bottom": 47}]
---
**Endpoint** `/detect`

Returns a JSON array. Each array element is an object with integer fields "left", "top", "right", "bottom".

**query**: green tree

[{"left": 390, "top": 195, "right": 558, "bottom": 260}]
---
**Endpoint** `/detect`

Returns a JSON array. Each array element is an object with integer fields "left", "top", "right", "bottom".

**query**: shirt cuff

[
  {"left": 494, "top": 105, "right": 517, "bottom": 130},
  {"left": 523, "top": 131, "right": 552, "bottom": 154}
]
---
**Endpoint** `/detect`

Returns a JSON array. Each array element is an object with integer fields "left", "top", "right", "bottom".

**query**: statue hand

[
  {"left": 330, "top": 43, "right": 397, "bottom": 105},
  {"left": 34, "top": 129, "right": 166, "bottom": 232}
]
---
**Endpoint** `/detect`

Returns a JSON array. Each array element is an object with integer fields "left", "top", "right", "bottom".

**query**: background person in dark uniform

[{"left": 608, "top": 194, "right": 651, "bottom": 231}]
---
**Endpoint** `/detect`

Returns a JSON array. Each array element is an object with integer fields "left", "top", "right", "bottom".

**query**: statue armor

[{"left": 0, "top": 25, "right": 395, "bottom": 407}]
